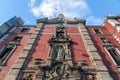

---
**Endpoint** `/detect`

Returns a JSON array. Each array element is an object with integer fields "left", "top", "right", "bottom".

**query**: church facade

[{"left": 0, "top": 14, "right": 120, "bottom": 80}]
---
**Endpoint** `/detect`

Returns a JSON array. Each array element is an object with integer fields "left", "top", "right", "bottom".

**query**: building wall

[
  {"left": 87, "top": 18, "right": 120, "bottom": 79},
  {"left": 0, "top": 27, "right": 34, "bottom": 80},
  {"left": 0, "top": 15, "right": 120, "bottom": 80}
]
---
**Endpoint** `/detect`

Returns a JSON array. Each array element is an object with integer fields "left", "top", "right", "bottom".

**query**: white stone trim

[
  {"left": 116, "top": 37, "right": 120, "bottom": 41},
  {"left": 108, "top": 19, "right": 119, "bottom": 27},
  {"left": 116, "top": 26, "right": 120, "bottom": 32},
  {"left": 113, "top": 34, "right": 117, "bottom": 38},
  {"left": 119, "top": 40, "right": 120, "bottom": 43},
  {"left": 113, "top": 35, "right": 120, "bottom": 43}
]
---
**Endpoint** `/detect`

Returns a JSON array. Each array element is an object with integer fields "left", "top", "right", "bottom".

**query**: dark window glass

[
  {"left": 0, "top": 48, "right": 12, "bottom": 58},
  {"left": 12, "top": 36, "right": 23, "bottom": 42},
  {"left": 21, "top": 28, "right": 29, "bottom": 33},
  {"left": 101, "top": 38, "right": 109, "bottom": 43},
  {"left": 106, "top": 47, "right": 120, "bottom": 65},
  {"left": 0, "top": 46, "right": 14, "bottom": 65},
  {"left": 94, "top": 29, "right": 102, "bottom": 34}
]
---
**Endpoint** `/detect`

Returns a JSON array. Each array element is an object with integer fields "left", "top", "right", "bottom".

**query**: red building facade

[{"left": 0, "top": 14, "right": 120, "bottom": 80}]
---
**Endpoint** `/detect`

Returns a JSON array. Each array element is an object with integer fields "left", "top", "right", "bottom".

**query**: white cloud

[
  {"left": 86, "top": 16, "right": 103, "bottom": 25},
  {"left": 28, "top": 0, "right": 90, "bottom": 18},
  {"left": 28, "top": 0, "right": 104, "bottom": 25}
]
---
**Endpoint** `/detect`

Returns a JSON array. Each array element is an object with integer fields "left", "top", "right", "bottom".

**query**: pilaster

[
  {"left": 5, "top": 23, "right": 43, "bottom": 80},
  {"left": 78, "top": 23, "right": 113, "bottom": 80}
]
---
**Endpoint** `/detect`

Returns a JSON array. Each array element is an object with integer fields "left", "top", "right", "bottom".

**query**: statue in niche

[{"left": 56, "top": 46, "right": 65, "bottom": 60}]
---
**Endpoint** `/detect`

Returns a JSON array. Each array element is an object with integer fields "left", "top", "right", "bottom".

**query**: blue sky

[{"left": 0, "top": 0, "right": 120, "bottom": 25}]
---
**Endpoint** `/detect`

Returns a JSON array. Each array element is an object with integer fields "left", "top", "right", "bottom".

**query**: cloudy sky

[{"left": 0, "top": 0, "right": 120, "bottom": 25}]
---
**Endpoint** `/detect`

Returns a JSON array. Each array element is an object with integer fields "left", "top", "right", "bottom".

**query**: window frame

[
  {"left": 105, "top": 46, "right": 120, "bottom": 66},
  {"left": 20, "top": 28, "right": 30, "bottom": 33},
  {"left": 93, "top": 28, "right": 103, "bottom": 34},
  {"left": 12, "top": 36, "right": 23, "bottom": 42},
  {"left": 0, "top": 45, "right": 17, "bottom": 65}
]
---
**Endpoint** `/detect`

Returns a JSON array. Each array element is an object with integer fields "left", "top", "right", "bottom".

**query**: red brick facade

[{"left": 0, "top": 14, "right": 120, "bottom": 80}]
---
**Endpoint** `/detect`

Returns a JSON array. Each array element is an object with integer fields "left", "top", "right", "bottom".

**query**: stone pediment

[{"left": 37, "top": 14, "right": 86, "bottom": 24}]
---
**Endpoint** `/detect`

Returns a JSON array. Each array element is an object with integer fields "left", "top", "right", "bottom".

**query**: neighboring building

[
  {"left": 0, "top": 16, "right": 24, "bottom": 43},
  {"left": 0, "top": 14, "right": 120, "bottom": 80}
]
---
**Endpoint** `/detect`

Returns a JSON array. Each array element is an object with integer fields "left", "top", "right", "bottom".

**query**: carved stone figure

[
  {"left": 56, "top": 46, "right": 65, "bottom": 60},
  {"left": 25, "top": 23, "right": 97, "bottom": 80}
]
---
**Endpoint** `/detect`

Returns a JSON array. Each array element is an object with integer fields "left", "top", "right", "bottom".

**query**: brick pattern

[
  {"left": 67, "top": 27, "right": 92, "bottom": 65},
  {"left": 78, "top": 24, "right": 113, "bottom": 80}
]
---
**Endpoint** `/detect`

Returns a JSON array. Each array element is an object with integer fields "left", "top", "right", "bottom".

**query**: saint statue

[{"left": 57, "top": 46, "right": 65, "bottom": 60}]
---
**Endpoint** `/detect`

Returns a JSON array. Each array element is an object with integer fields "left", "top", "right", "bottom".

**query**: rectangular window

[
  {"left": 101, "top": 38, "right": 120, "bottom": 66},
  {"left": 12, "top": 36, "right": 23, "bottom": 42},
  {"left": 94, "top": 29, "right": 102, "bottom": 34},
  {"left": 100, "top": 38, "right": 109, "bottom": 43},
  {"left": 0, "top": 45, "right": 16, "bottom": 65},
  {"left": 0, "top": 48, "right": 12, "bottom": 58},
  {"left": 20, "top": 28, "right": 29, "bottom": 33},
  {"left": 106, "top": 47, "right": 120, "bottom": 66},
  {"left": 100, "top": 38, "right": 113, "bottom": 47}
]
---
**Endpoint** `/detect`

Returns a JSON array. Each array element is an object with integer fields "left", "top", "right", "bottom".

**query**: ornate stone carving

[
  {"left": 56, "top": 45, "right": 65, "bottom": 60},
  {"left": 22, "top": 23, "right": 97, "bottom": 80}
]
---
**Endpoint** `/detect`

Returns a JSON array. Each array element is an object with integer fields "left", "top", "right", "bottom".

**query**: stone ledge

[
  {"left": 15, "top": 59, "right": 26, "bottom": 64},
  {"left": 33, "top": 31, "right": 39, "bottom": 35},
  {"left": 92, "top": 54, "right": 102, "bottom": 60},
  {"left": 5, "top": 75, "right": 17, "bottom": 80},
  {"left": 82, "top": 66, "right": 97, "bottom": 72},
  {"left": 8, "top": 69, "right": 20, "bottom": 75},
  {"left": 23, "top": 45, "right": 32, "bottom": 51},
  {"left": 95, "top": 61, "right": 104, "bottom": 66},
  {"left": 27, "top": 39, "right": 36, "bottom": 44},
  {"left": 30, "top": 34, "right": 38, "bottom": 39},
  {"left": 97, "top": 66, "right": 108, "bottom": 71},
  {"left": 18, "top": 53, "right": 28, "bottom": 59},
  {"left": 81, "top": 29, "right": 88, "bottom": 32},
  {"left": 99, "top": 78, "right": 113, "bottom": 80},
  {"left": 81, "top": 32, "right": 89, "bottom": 35},
  {"left": 22, "top": 50, "right": 29, "bottom": 54},
  {"left": 91, "top": 52, "right": 99, "bottom": 55},
  {"left": 86, "top": 42, "right": 94, "bottom": 45},
  {"left": 85, "top": 40, "right": 94, "bottom": 45},
  {"left": 87, "top": 45, "right": 97, "bottom": 52},
  {"left": 99, "top": 72, "right": 112, "bottom": 79},
  {"left": 85, "top": 39, "right": 93, "bottom": 43},
  {"left": 78, "top": 26, "right": 86, "bottom": 29},
  {"left": 35, "top": 28, "right": 41, "bottom": 31},
  {"left": 83, "top": 35, "right": 91, "bottom": 40},
  {"left": 12, "top": 63, "right": 23, "bottom": 69},
  {"left": 89, "top": 52, "right": 102, "bottom": 61}
]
